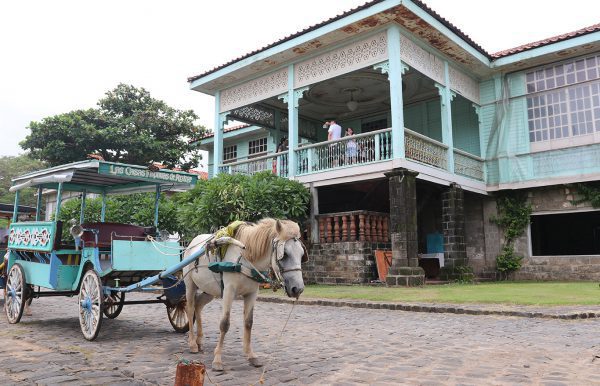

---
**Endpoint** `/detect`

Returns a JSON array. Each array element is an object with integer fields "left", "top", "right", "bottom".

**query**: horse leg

[
  {"left": 185, "top": 280, "right": 199, "bottom": 353},
  {"left": 212, "top": 286, "right": 234, "bottom": 372},
  {"left": 243, "top": 290, "right": 262, "bottom": 367},
  {"left": 193, "top": 292, "right": 213, "bottom": 350}
]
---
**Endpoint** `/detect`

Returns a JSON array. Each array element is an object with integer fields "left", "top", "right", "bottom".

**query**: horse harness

[{"left": 204, "top": 235, "right": 305, "bottom": 296}]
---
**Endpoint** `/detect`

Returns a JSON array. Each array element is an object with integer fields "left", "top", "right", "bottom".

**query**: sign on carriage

[{"left": 98, "top": 162, "right": 198, "bottom": 185}]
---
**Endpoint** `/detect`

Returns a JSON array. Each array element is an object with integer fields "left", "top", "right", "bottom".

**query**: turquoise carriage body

[{"left": 4, "top": 160, "right": 199, "bottom": 339}]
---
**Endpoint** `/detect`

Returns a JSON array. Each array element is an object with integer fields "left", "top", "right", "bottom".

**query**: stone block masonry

[{"left": 304, "top": 241, "right": 391, "bottom": 284}]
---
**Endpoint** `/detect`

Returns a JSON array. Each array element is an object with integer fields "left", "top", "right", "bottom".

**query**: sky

[{"left": 1, "top": 0, "right": 599, "bottom": 162}]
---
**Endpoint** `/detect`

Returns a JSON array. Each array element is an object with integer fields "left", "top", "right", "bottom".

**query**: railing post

[
  {"left": 326, "top": 216, "right": 333, "bottom": 243},
  {"left": 365, "top": 214, "right": 371, "bottom": 242},
  {"left": 341, "top": 215, "right": 348, "bottom": 242},
  {"left": 370, "top": 214, "right": 377, "bottom": 242},
  {"left": 333, "top": 215, "right": 341, "bottom": 242},
  {"left": 383, "top": 216, "right": 389, "bottom": 243},
  {"left": 307, "top": 148, "right": 313, "bottom": 173},
  {"left": 358, "top": 213, "right": 366, "bottom": 241},
  {"left": 349, "top": 213, "right": 357, "bottom": 242},
  {"left": 374, "top": 133, "right": 381, "bottom": 161},
  {"left": 318, "top": 217, "right": 325, "bottom": 244}
]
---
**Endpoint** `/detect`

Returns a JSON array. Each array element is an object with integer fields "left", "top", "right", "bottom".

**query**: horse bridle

[{"left": 270, "top": 237, "right": 304, "bottom": 290}]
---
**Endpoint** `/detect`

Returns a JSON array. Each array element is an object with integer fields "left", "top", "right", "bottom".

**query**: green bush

[
  {"left": 57, "top": 193, "right": 180, "bottom": 233},
  {"left": 175, "top": 172, "right": 310, "bottom": 237},
  {"left": 496, "top": 245, "right": 524, "bottom": 280}
]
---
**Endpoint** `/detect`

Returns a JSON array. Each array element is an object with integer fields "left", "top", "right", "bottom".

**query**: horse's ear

[
  {"left": 276, "top": 219, "right": 283, "bottom": 233},
  {"left": 301, "top": 242, "right": 309, "bottom": 263}
]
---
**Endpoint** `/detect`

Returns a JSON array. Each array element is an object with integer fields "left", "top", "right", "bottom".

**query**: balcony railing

[
  {"left": 216, "top": 128, "right": 483, "bottom": 181},
  {"left": 316, "top": 211, "right": 390, "bottom": 244},
  {"left": 453, "top": 148, "right": 484, "bottom": 181},
  {"left": 296, "top": 128, "right": 392, "bottom": 175},
  {"left": 218, "top": 152, "right": 288, "bottom": 177},
  {"left": 404, "top": 128, "right": 448, "bottom": 170}
]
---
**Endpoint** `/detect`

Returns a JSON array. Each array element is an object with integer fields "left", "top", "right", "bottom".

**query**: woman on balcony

[{"left": 345, "top": 127, "right": 357, "bottom": 165}]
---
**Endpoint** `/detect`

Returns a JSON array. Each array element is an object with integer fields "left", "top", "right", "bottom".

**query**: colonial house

[{"left": 189, "top": 0, "right": 600, "bottom": 284}]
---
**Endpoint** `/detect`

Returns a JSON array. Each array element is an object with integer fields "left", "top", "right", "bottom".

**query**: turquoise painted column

[
  {"left": 35, "top": 186, "right": 43, "bottom": 221},
  {"left": 100, "top": 191, "right": 107, "bottom": 222},
  {"left": 79, "top": 189, "right": 87, "bottom": 224},
  {"left": 279, "top": 65, "right": 307, "bottom": 179},
  {"left": 154, "top": 185, "right": 160, "bottom": 228},
  {"left": 384, "top": 25, "right": 406, "bottom": 159},
  {"left": 12, "top": 190, "right": 20, "bottom": 222},
  {"left": 435, "top": 61, "right": 456, "bottom": 173},
  {"left": 54, "top": 182, "right": 63, "bottom": 220},
  {"left": 213, "top": 91, "right": 229, "bottom": 176}
]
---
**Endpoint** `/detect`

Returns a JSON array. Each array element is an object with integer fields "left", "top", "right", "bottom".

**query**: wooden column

[
  {"left": 319, "top": 217, "right": 325, "bottom": 244},
  {"left": 341, "top": 215, "right": 348, "bottom": 241},
  {"left": 333, "top": 216, "right": 341, "bottom": 242},
  {"left": 358, "top": 213, "right": 365, "bottom": 241},
  {"left": 326, "top": 216, "right": 333, "bottom": 243}
]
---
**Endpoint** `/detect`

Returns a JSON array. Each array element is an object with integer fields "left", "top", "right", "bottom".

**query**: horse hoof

[
  {"left": 249, "top": 357, "right": 263, "bottom": 367},
  {"left": 212, "top": 362, "right": 224, "bottom": 372},
  {"left": 189, "top": 345, "right": 199, "bottom": 354}
]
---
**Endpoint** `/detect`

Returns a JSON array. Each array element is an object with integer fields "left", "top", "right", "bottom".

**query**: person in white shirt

[{"left": 326, "top": 120, "right": 342, "bottom": 141}]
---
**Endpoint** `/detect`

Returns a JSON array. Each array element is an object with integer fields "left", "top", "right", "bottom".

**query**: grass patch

[{"left": 261, "top": 282, "right": 600, "bottom": 306}]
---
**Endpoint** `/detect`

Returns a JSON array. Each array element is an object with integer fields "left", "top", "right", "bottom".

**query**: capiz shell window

[{"left": 526, "top": 54, "right": 600, "bottom": 149}]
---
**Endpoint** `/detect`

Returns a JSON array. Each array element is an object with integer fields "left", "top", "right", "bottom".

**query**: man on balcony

[{"left": 325, "top": 120, "right": 342, "bottom": 168}]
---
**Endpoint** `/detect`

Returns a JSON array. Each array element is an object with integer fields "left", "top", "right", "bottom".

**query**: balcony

[{"left": 218, "top": 128, "right": 484, "bottom": 182}]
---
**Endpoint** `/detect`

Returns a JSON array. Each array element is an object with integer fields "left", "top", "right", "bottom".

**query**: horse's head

[{"left": 273, "top": 220, "right": 308, "bottom": 299}]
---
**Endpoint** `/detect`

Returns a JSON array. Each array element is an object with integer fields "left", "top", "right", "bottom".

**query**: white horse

[{"left": 182, "top": 218, "right": 307, "bottom": 371}]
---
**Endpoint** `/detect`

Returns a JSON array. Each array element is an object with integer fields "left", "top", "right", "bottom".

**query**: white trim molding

[
  {"left": 219, "top": 68, "right": 289, "bottom": 113},
  {"left": 294, "top": 31, "right": 388, "bottom": 88}
]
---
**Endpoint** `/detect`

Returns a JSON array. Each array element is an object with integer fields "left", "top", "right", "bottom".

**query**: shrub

[{"left": 175, "top": 172, "right": 310, "bottom": 237}]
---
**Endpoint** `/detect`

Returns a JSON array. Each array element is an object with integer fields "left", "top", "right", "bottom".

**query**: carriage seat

[{"left": 81, "top": 222, "right": 148, "bottom": 249}]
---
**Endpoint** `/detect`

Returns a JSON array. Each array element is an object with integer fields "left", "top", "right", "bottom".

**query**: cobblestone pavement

[{"left": 1, "top": 293, "right": 599, "bottom": 385}]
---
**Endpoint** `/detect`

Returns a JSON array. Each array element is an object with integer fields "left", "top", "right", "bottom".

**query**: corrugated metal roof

[
  {"left": 492, "top": 23, "right": 600, "bottom": 58},
  {"left": 187, "top": 0, "right": 491, "bottom": 83}
]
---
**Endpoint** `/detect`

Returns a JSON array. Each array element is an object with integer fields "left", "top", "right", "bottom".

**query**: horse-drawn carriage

[
  {"left": 4, "top": 160, "right": 307, "bottom": 370},
  {"left": 3, "top": 160, "right": 199, "bottom": 340}
]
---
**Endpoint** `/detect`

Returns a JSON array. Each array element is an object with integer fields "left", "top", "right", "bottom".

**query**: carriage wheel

[
  {"left": 78, "top": 270, "right": 104, "bottom": 341},
  {"left": 103, "top": 291, "right": 125, "bottom": 319},
  {"left": 167, "top": 299, "right": 189, "bottom": 333},
  {"left": 5, "top": 264, "right": 27, "bottom": 324}
]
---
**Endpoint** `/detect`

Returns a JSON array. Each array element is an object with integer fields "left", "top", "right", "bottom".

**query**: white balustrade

[
  {"left": 217, "top": 152, "right": 288, "bottom": 177},
  {"left": 295, "top": 128, "right": 393, "bottom": 175},
  {"left": 453, "top": 149, "right": 484, "bottom": 181},
  {"left": 404, "top": 128, "right": 448, "bottom": 170}
]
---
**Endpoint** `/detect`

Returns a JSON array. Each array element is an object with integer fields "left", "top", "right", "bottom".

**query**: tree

[
  {"left": 21, "top": 84, "right": 205, "bottom": 170},
  {"left": 0, "top": 154, "right": 46, "bottom": 207},
  {"left": 175, "top": 172, "right": 310, "bottom": 237}
]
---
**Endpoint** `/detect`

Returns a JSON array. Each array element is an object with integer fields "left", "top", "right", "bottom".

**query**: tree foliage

[
  {"left": 21, "top": 84, "right": 205, "bottom": 170},
  {"left": 0, "top": 154, "right": 46, "bottom": 207},
  {"left": 57, "top": 193, "right": 180, "bottom": 234},
  {"left": 175, "top": 172, "right": 310, "bottom": 236}
]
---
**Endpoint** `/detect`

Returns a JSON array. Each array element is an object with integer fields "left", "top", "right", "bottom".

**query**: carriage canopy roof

[{"left": 10, "top": 160, "right": 199, "bottom": 194}]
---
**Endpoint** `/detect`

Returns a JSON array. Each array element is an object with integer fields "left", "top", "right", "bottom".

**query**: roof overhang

[{"left": 189, "top": 0, "right": 492, "bottom": 95}]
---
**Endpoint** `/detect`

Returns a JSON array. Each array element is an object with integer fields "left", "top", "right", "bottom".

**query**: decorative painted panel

[
  {"left": 229, "top": 105, "right": 275, "bottom": 128},
  {"left": 448, "top": 66, "right": 480, "bottom": 104},
  {"left": 8, "top": 221, "right": 56, "bottom": 252},
  {"left": 294, "top": 32, "right": 388, "bottom": 88},
  {"left": 399, "top": 35, "right": 444, "bottom": 86},
  {"left": 531, "top": 144, "right": 600, "bottom": 178},
  {"left": 453, "top": 150, "right": 484, "bottom": 181},
  {"left": 219, "top": 68, "right": 288, "bottom": 113}
]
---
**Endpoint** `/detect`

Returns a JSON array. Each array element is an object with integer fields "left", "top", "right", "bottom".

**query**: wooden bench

[{"left": 81, "top": 222, "right": 148, "bottom": 248}]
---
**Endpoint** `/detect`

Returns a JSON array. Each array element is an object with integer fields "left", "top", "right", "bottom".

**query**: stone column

[
  {"left": 384, "top": 168, "right": 424, "bottom": 286},
  {"left": 441, "top": 182, "right": 468, "bottom": 280}
]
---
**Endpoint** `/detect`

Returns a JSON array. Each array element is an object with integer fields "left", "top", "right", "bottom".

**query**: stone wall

[
  {"left": 512, "top": 185, "right": 600, "bottom": 281},
  {"left": 304, "top": 241, "right": 391, "bottom": 284}
]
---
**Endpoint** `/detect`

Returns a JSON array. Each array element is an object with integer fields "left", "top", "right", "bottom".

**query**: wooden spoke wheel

[
  {"left": 103, "top": 291, "right": 125, "bottom": 319},
  {"left": 167, "top": 300, "right": 189, "bottom": 333},
  {"left": 5, "top": 264, "right": 27, "bottom": 324},
  {"left": 78, "top": 270, "right": 104, "bottom": 341}
]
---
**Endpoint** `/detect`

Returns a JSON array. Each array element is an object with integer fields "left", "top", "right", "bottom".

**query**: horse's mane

[{"left": 235, "top": 218, "right": 300, "bottom": 263}]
